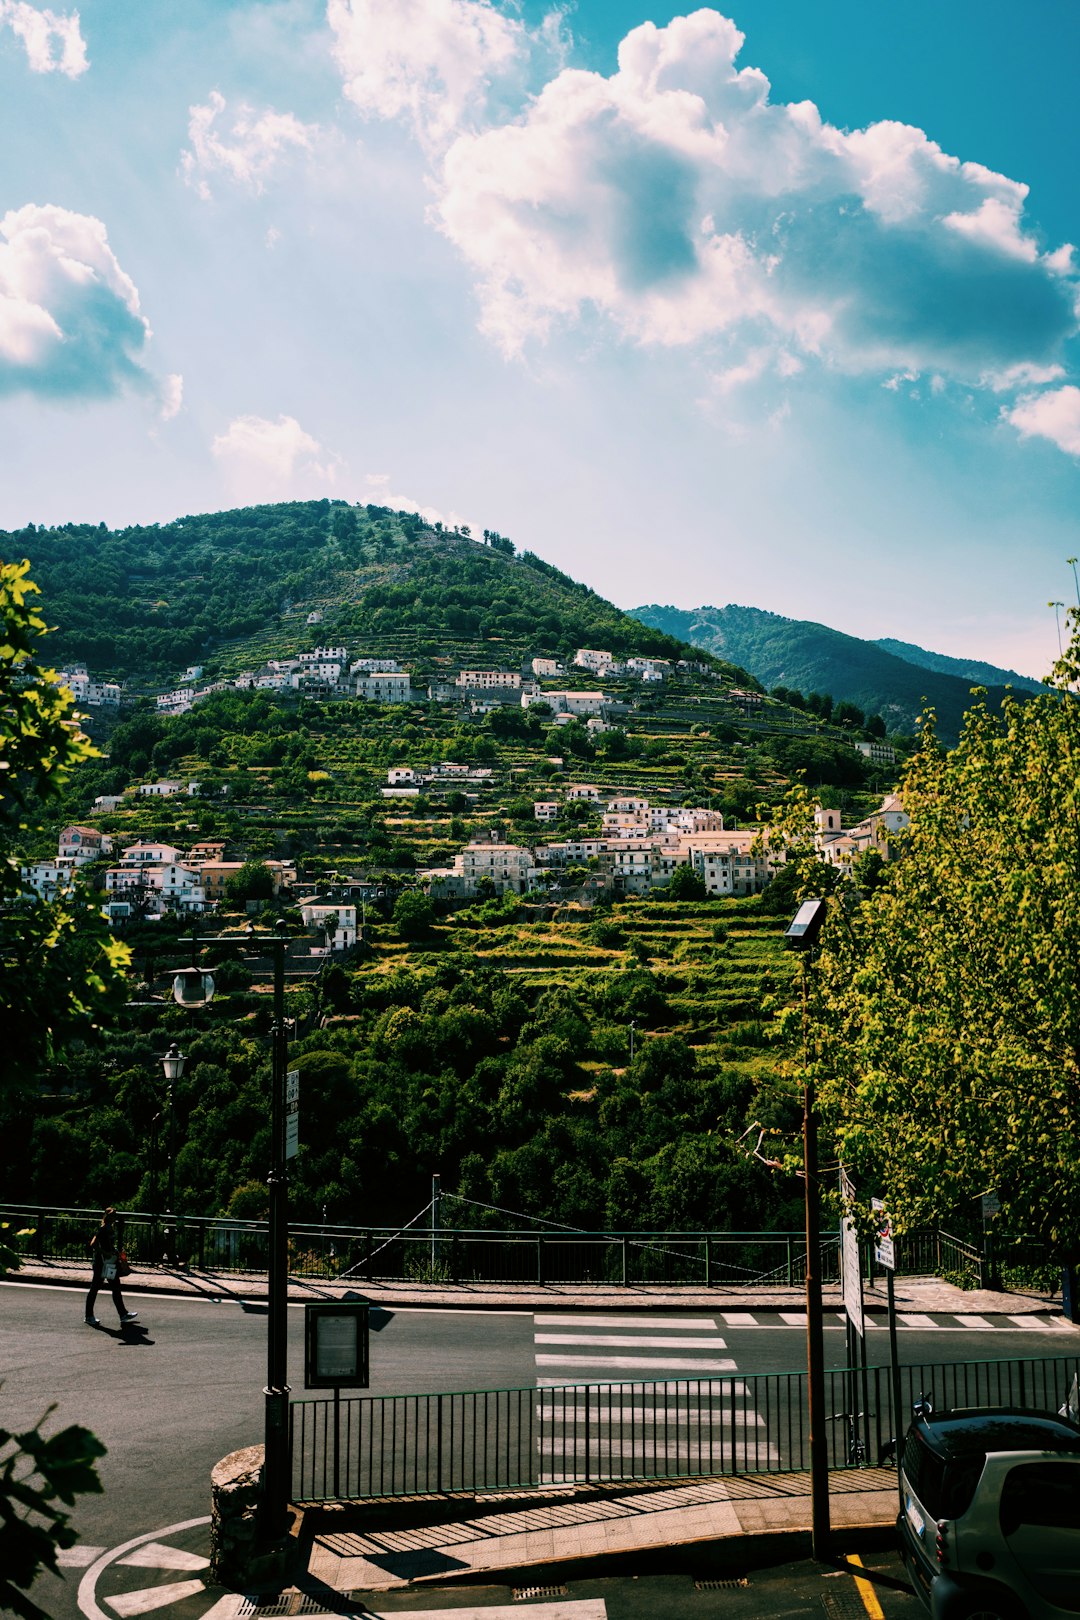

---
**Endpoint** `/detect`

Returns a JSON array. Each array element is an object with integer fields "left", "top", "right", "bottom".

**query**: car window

[
  {"left": 903, "top": 1431, "right": 984, "bottom": 1519},
  {"left": 1000, "top": 1462, "right": 1080, "bottom": 1536}
]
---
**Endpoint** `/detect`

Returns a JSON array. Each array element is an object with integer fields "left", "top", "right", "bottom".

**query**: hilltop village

[{"left": 31, "top": 638, "right": 906, "bottom": 928}]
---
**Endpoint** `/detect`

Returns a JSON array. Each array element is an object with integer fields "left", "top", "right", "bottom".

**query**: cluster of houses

[
  {"left": 21, "top": 825, "right": 361, "bottom": 947},
  {"left": 417, "top": 788, "right": 909, "bottom": 901}
]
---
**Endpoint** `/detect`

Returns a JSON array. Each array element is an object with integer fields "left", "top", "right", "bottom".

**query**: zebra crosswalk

[{"left": 532, "top": 1313, "right": 775, "bottom": 1481}]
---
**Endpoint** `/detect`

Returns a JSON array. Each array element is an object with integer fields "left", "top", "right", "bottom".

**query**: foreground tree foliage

[
  {"left": 778, "top": 623, "right": 1080, "bottom": 1255},
  {"left": 0, "top": 559, "right": 121, "bottom": 1616}
]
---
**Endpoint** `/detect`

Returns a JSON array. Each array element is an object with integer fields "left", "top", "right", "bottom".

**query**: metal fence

[
  {"left": 290, "top": 1351, "right": 1080, "bottom": 1504},
  {"left": 2, "top": 1203, "right": 962, "bottom": 1287}
]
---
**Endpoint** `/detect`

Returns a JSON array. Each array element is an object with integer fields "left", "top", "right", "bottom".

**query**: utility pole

[
  {"left": 785, "top": 901, "right": 830, "bottom": 1562},
  {"left": 262, "top": 921, "right": 291, "bottom": 1539}
]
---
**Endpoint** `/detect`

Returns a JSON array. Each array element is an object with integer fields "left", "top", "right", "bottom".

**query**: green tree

[
  {"left": 667, "top": 863, "right": 708, "bottom": 901},
  {"left": 779, "top": 630, "right": 1080, "bottom": 1257},
  {"left": 223, "top": 860, "right": 276, "bottom": 908},
  {"left": 0, "top": 560, "right": 118, "bottom": 1617},
  {"left": 393, "top": 889, "right": 435, "bottom": 938}
]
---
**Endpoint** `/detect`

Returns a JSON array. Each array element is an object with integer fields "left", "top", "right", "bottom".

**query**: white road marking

[
  {"left": 106, "top": 1580, "right": 206, "bottom": 1616},
  {"left": 719, "top": 1312, "right": 758, "bottom": 1326},
  {"left": 955, "top": 1315, "right": 992, "bottom": 1329},
  {"left": 535, "top": 1315, "right": 717, "bottom": 1328},
  {"left": 537, "top": 1439, "right": 777, "bottom": 1462},
  {"left": 898, "top": 1314, "right": 937, "bottom": 1328},
  {"left": 197, "top": 1600, "right": 249, "bottom": 1620},
  {"left": 535, "top": 1354, "right": 738, "bottom": 1371},
  {"left": 537, "top": 1376, "right": 753, "bottom": 1393},
  {"left": 117, "top": 1544, "right": 210, "bottom": 1571},
  {"left": 779, "top": 1312, "right": 807, "bottom": 1325},
  {"left": 350, "top": 1605, "right": 607, "bottom": 1620},
  {"left": 1007, "top": 1314, "right": 1055, "bottom": 1330},
  {"left": 58, "top": 1546, "right": 107, "bottom": 1568},
  {"left": 534, "top": 1334, "right": 727, "bottom": 1349},
  {"left": 78, "top": 1515, "right": 211, "bottom": 1620},
  {"left": 536, "top": 1404, "right": 764, "bottom": 1425}
]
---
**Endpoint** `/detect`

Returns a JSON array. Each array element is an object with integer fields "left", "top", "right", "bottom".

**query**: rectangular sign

[
  {"left": 981, "top": 1190, "right": 1001, "bottom": 1224},
  {"left": 872, "top": 1196, "right": 895, "bottom": 1271},
  {"left": 285, "top": 1068, "right": 299, "bottom": 1160},
  {"left": 304, "top": 1301, "right": 370, "bottom": 1388},
  {"left": 840, "top": 1167, "right": 865, "bottom": 1337}
]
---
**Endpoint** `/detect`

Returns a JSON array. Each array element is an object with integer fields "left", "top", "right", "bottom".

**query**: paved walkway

[
  {"left": 299, "top": 1469, "right": 901, "bottom": 1592},
  {"left": 3, "top": 1256, "right": 1061, "bottom": 1317}
]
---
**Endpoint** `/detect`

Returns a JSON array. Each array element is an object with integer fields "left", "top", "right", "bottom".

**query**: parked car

[{"left": 898, "top": 1404, "right": 1080, "bottom": 1619}]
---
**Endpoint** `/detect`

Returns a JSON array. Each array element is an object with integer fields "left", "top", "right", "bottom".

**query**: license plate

[{"left": 906, "top": 1495, "right": 926, "bottom": 1538}]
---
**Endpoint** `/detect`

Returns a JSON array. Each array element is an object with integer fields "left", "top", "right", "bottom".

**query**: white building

[
  {"left": 355, "top": 672, "right": 412, "bottom": 703},
  {"left": 137, "top": 780, "right": 185, "bottom": 798},
  {"left": 854, "top": 739, "right": 898, "bottom": 765},
  {"left": 525, "top": 689, "right": 608, "bottom": 716},
  {"left": 120, "top": 840, "right": 184, "bottom": 865},
  {"left": 157, "top": 689, "right": 195, "bottom": 715},
  {"left": 573, "top": 649, "right": 616, "bottom": 673},
  {"left": 351, "top": 657, "right": 401, "bottom": 675},
  {"left": 299, "top": 646, "right": 347, "bottom": 664},
  {"left": 567, "top": 783, "right": 601, "bottom": 801},
  {"left": 456, "top": 670, "right": 522, "bottom": 690},
  {"left": 22, "top": 861, "right": 75, "bottom": 902},
  {"left": 534, "top": 801, "right": 559, "bottom": 822},
  {"left": 458, "top": 842, "right": 534, "bottom": 895},
  {"left": 626, "top": 657, "right": 670, "bottom": 680},
  {"left": 299, "top": 900, "right": 357, "bottom": 950},
  {"left": 306, "top": 610, "right": 323, "bottom": 625},
  {"left": 531, "top": 657, "right": 563, "bottom": 677},
  {"left": 58, "top": 825, "right": 112, "bottom": 864},
  {"left": 387, "top": 767, "right": 419, "bottom": 784}
]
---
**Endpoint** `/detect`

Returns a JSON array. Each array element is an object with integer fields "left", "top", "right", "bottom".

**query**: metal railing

[
  {"left": 290, "top": 1351, "right": 1080, "bottom": 1503},
  {"left": 2, "top": 1202, "right": 951, "bottom": 1287}
]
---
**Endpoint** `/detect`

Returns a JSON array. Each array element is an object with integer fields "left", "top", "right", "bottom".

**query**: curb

[{"left": 4, "top": 1265, "right": 1063, "bottom": 1317}]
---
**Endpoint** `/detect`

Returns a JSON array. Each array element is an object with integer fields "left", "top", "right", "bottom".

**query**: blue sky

[{"left": 1, "top": 0, "right": 1078, "bottom": 676}]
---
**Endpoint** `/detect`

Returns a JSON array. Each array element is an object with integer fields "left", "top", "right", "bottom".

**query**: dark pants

[{"left": 86, "top": 1260, "right": 127, "bottom": 1321}]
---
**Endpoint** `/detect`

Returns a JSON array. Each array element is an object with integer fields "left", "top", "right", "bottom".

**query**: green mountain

[
  {"left": 874, "top": 636, "right": 1044, "bottom": 694},
  {"left": 631, "top": 603, "right": 1032, "bottom": 740},
  {"left": 6, "top": 500, "right": 747, "bottom": 683}
]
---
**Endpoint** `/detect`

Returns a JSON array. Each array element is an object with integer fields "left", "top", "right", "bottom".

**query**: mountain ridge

[{"left": 630, "top": 602, "right": 1034, "bottom": 741}]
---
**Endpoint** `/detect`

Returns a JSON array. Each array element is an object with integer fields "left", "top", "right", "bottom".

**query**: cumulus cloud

[
  {"left": 1005, "top": 386, "right": 1080, "bottom": 457},
  {"left": 181, "top": 90, "right": 320, "bottom": 199},
  {"left": 0, "top": 1, "right": 87, "bottom": 76},
  {"left": 212, "top": 413, "right": 340, "bottom": 500},
  {"left": 428, "top": 9, "right": 1078, "bottom": 378},
  {"left": 327, "top": 0, "right": 565, "bottom": 149},
  {"left": 362, "top": 471, "right": 462, "bottom": 527},
  {"left": 0, "top": 203, "right": 151, "bottom": 399}
]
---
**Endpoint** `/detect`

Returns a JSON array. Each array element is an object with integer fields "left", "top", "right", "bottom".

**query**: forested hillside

[
  {"left": 0, "top": 504, "right": 906, "bottom": 1239},
  {"left": 9, "top": 501, "right": 740, "bottom": 682},
  {"left": 633, "top": 602, "right": 1031, "bottom": 740}
]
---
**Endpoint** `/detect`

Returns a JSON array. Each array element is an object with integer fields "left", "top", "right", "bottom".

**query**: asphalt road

[{"left": 2, "top": 1281, "right": 1073, "bottom": 1619}]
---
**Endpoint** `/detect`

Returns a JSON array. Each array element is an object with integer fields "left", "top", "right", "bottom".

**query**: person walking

[{"left": 85, "top": 1207, "right": 138, "bottom": 1327}]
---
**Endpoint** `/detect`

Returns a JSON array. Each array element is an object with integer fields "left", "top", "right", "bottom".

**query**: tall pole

[
  {"left": 802, "top": 955, "right": 831, "bottom": 1559},
  {"left": 262, "top": 922, "right": 290, "bottom": 1539}
]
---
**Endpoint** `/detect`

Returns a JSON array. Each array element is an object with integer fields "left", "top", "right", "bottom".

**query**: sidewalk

[
  {"left": 296, "top": 1468, "right": 902, "bottom": 1594},
  {"left": 4, "top": 1255, "right": 1062, "bottom": 1317}
]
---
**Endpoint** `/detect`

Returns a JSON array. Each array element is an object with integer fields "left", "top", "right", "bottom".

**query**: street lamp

[
  {"left": 784, "top": 897, "right": 830, "bottom": 1561},
  {"left": 161, "top": 1044, "right": 185, "bottom": 1264}
]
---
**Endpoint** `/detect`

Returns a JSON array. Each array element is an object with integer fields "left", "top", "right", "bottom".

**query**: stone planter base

[{"left": 210, "top": 1444, "right": 299, "bottom": 1590}]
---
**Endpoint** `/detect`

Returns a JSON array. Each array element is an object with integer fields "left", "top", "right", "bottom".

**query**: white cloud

[
  {"left": 982, "top": 360, "right": 1065, "bottom": 393},
  {"left": 1005, "top": 386, "right": 1080, "bottom": 457},
  {"left": 362, "top": 471, "right": 450, "bottom": 526},
  {"left": 212, "top": 413, "right": 340, "bottom": 499},
  {"left": 0, "top": 1, "right": 87, "bottom": 77},
  {"left": 181, "top": 90, "right": 320, "bottom": 199},
  {"left": 160, "top": 373, "right": 183, "bottom": 421},
  {"left": 327, "top": 0, "right": 565, "bottom": 150},
  {"left": 0, "top": 203, "right": 151, "bottom": 398},
  {"left": 428, "top": 9, "right": 1078, "bottom": 377}
]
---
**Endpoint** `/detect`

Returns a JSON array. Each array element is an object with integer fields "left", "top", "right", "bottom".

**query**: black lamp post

[
  {"left": 262, "top": 920, "right": 291, "bottom": 1540},
  {"left": 161, "top": 1043, "right": 185, "bottom": 1264},
  {"left": 784, "top": 897, "right": 830, "bottom": 1561}
]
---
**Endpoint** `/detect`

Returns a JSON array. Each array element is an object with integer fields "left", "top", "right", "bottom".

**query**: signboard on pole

[
  {"left": 840, "top": 1167, "right": 865, "bottom": 1337},
  {"left": 872, "top": 1196, "right": 895, "bottom": 1271},
  {"left": 285, "top": 1068, "right": 299, "bottom": 1160},
  {"left": 304, "top": 1300, "right": 370, "bottom": 1388},
  {"left": 981, "top": 1190, "right": 1001, "bottom": 1225}
]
